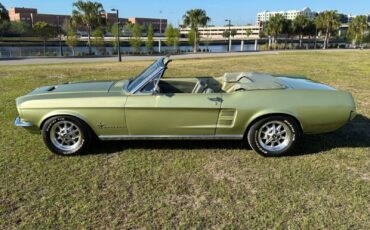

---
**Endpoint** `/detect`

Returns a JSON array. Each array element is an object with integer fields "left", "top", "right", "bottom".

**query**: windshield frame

[{"left": 126, "top": 57, "right": 167, "bottom": 94}]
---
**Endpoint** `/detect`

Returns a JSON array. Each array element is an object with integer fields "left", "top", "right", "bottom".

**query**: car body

[{"left": 15, "top": 56, "right": 357, "bottom": 156}]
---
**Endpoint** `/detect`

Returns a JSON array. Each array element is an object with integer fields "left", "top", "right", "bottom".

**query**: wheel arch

[
  {"left": 39, "top": 111, "right": 97, "bottom": 137},
  {"left": 243, "top": 112, "right": 303, "bottom": 138}
]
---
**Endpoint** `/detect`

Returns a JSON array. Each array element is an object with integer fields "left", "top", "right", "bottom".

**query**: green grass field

[{"left": 1, "top": 51, "right": 369, "bottom": 229}]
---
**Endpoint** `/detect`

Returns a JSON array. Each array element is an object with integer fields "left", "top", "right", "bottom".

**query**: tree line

[
  {"left": 264, "top": 11, "right": 369, "bottom": 50},
  {"left": 1, "top": 1, "right": 369, "bottom": 56}
]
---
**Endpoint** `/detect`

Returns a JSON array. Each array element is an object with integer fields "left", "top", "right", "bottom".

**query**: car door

[{"left": 125, "top": 93, "right": 223, "bottom": 136}]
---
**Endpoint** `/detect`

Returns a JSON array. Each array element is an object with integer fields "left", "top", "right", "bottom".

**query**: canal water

[{"left": 0, "top": 44, "right": 258, "bottom": 57}]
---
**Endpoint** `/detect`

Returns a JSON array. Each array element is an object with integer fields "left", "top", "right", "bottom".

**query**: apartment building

[{"left": 256, "top": 7, "right": 316, "bottom": 23}]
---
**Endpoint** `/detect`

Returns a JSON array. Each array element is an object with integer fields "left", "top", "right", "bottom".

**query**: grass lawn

[{"left": 0, "top": 51, "right": 369, "bottom": 229}]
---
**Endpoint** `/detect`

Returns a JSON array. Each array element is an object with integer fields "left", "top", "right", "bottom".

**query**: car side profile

[{"left": 15, "top": 57, "right": 357, "bottom": 156}]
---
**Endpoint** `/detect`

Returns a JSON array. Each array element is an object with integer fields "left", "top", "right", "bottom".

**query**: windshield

[{"left": 127, "top": 59, "right": 163, "bottom": 92}]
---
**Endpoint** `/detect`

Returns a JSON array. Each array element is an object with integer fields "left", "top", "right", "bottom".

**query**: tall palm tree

[
  {"left": 183, "top": 9, "right": 210, "bottom": 52},
  {"left": 293, "top": 15, "right": 310, "bottom": 48},
  {"left": 348, "top": 15, "right": 368, "bottom": 48},
  {"left": 0, "top": 3, "right": 10, "bottom": 39},
  {"left": 282, "top": 19, "right": 293, "bottom": 49},
  {"left": 265, "top": 14, "right": 285, "bottom": 49},
  {"left": 305, "top": 20, "right": 316, "bottom": 49},
  {"left": 315, "top": 11, "right": 340, "bottom": 49},
  {"left": 71, "top": 0, "right": 105, "bottom": 55},
  {"left": 0, "top": 3, "right": 9, "bottom": 25}
]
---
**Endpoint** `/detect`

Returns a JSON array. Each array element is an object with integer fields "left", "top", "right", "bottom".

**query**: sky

[{"left": 2, "top": 0, "right": 370, "bottom": 25}]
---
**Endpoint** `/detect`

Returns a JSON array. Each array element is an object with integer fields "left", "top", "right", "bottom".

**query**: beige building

[
  {"left": 180, "top": 25, "right": 261, "bottom": 40},
  {"left": 257, "top": 7, "right": 316, "bottom": 23}
]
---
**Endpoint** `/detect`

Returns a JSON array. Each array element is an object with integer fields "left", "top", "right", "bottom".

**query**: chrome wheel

[
  {"left": 257, "top": 121, "right": 292, "bottom": 152},
  {"left": 50, "top": 121, "right": 83, "bottom": 152}
]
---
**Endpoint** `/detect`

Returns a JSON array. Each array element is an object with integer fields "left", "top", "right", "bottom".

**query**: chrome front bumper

[{"left": 14, "top": 117, "right": 33, "bottom": 127}]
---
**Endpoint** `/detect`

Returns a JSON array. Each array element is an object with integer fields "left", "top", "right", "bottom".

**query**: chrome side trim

[
  {"left": 15, "top": 117, "right": 33, "bottom": 127},
  {"left": 99, "top": 134, "right": 243, "bottom": 141}
]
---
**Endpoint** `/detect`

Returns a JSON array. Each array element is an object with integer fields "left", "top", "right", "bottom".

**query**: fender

[
  {"left": 244, "top": 109, "right": 303, "bottom": 133},
  {"left": 39, "top": 110, "right": 94, "bottom": 132}
]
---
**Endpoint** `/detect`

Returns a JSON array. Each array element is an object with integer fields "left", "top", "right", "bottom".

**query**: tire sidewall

[
  {"left": 42, "top": 116, "right": 90, "bottom": 155},
  {"left": 248, "top": 116, "right": 300, "bottom": 156}
]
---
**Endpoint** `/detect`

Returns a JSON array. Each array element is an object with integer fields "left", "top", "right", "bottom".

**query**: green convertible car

[{"left": 15, "top": 56, "right": 357, "bottom": 156}]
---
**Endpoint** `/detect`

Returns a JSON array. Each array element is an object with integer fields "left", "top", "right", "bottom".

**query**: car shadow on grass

[
  {"left": 88, "top": 114, "right": 370, "bottom": 157},
  {"left": 293, "top": 114, "right": 370, "bottom": 156}
]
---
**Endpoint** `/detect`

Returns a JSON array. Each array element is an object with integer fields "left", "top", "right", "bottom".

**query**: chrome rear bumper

[
  {"left": 15, "top": 117, "right": 33, "bottom": 127},
  {"left": 349, "top": 111, "right": 357, "bottom": 121}
]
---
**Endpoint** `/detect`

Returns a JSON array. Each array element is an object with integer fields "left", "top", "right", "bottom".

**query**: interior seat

[
  {"left": 192, "top": 79, "right": 207, "bottom": 93},
  {"left": 203, "top": 88, "right": 215, "bottom": 94}
]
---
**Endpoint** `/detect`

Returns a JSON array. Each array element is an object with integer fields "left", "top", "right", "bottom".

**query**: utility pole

[
  {"left": 225, "top": 19, "right": 231, "bottom": 52},
  {"left": 159, "top": 10, "right": 163, "bottom": 35},
  {"left": 112, "top": 8, "right": 122, "bottom": 62},
  {"left": 57, "top": 16, "right": 63, "bottom": 57}
]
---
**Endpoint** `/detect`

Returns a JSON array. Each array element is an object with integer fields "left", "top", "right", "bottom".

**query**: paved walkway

[{"left": 0, "top": 49, "right": 362, "bottom": 66}]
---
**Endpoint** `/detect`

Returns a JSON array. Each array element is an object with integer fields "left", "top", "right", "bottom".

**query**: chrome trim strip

[
  {"left": 14, "top": 117, "right": 33, "bottom": 127},
  {"left": 99, "top": 134, "right": 243, "bottom": 141}
]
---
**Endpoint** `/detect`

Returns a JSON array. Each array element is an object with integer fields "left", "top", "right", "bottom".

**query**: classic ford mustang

[{"left": 15, "top": 56, "right": 357, "bottom": 156}]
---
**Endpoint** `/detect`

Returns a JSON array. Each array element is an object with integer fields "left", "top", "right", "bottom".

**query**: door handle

[{"left": 208, "top": 97, "right": 223, "bottom": 103}]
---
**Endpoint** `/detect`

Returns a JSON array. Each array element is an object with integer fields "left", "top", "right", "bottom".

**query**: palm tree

[
  {"left": 71, "top": 0, "right": 105, "bottom": 55},
  {"left": 183, "top": 9, "right": 210, "bottom": 52},
  {"left": 282, "top": 19, "right": 293, "bottom": 49},
  {"left": 348, "top": 15, "right": 368, "bottom": 48},
  {"left": 0, "top": 3, "right": 10, "bottom": 39},
  {"left": 265, "top": 14, "right": 285, "bottom": 49},
  {"left": 305, "top": 20, "right": 316, "bottom": 49},
  {"left": 293, "top": 15, "right": 310, "bottom": 48},
  {"left": 0, "top": 3, "right": 9, "bottom": 25},
  {"left": 315, "top": 11, "right": 340, "bottom": 49}
]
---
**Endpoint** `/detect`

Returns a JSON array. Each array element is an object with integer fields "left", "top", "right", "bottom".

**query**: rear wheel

[
  {"left": 247, "top": 116, "right": 300, "bottom": 156},
  {"left": 42, "top": 116, "right": 92, "bottom": 155}
]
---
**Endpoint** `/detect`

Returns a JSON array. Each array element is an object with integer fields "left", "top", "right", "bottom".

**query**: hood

[
  {"left": 277, "top": 76, "right": 336, "bottom": 91},
  {"left": 16, "top": 80, "right": 116, "bottom": 106},
  {"left": 27, "top": 80, "right": 116, "bottom": 96}
]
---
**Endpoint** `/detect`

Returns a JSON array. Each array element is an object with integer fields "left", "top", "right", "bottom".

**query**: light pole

[
  {"left": 57, "top": 16, "right": 63, "bottom": 57},
  {"left": 112, "top": 8, "right": 122, "bottom": 62},
  {"left": 159, "top": 10, "right": 163, "bottom": 34},
  {"left": 225, "top": 19, "right": 231, "bottom": 52},
  {"left": 159, "top": 10, "right": 162, "bottom": 53}
]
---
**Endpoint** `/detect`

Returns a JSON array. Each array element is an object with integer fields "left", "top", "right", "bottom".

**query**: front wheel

[
  {"left": 42, "top": 116, "right": 93, "bottom": 155},
  {"left": 247, "top": 116, "right": 301, "bottom": 157}
]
